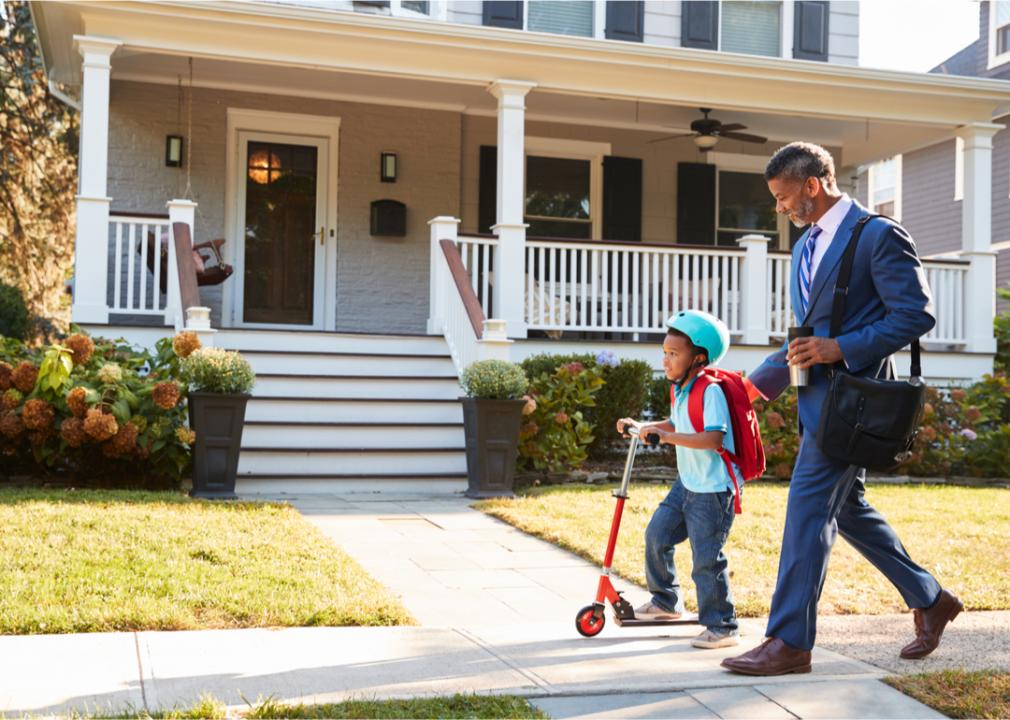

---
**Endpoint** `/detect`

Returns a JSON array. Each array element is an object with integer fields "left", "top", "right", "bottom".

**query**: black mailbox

[{"left": 370, "top": 199, "right": 406, "bottom": 237}]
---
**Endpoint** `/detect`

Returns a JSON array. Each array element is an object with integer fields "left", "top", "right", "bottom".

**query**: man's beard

[{"left": 789, "top": 196, "right": 816, "bottom": 228}]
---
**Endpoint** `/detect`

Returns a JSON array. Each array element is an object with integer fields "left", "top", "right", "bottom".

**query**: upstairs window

[
  {"left": 528, "top": 1, "right": 594, "bottom": 37},
  {"left": 721, "top": 1, "right": 781, "bottom": 57},
  {"left": 989, "top": 0, "right": 1010, "bottom": 67}
]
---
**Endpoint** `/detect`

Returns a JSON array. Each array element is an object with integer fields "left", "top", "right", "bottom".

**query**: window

[
  {"left": 716, "top": 170, "right": 778, "bottom": 247},
  {"left": 989, "top": 0, "right": 1010, "bottom": 67},
  {"left": 525, "top": 156, "right": 592, "bottom": 239},
  {"left": 869, "top": 156, "right": 902, "bottom": 220},
  {"left": 721, "top": 1, "right": 781, "bottom": 57},
  {"left": 528, "top": 1, "right": 594, "bottom": 37}
]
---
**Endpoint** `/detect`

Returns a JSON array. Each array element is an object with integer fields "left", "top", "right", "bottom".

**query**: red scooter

[{"left": 575, "top": 424, "right": 699, "bottom": 637}]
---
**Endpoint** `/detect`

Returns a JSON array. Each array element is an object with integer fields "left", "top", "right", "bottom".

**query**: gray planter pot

[
  {"left": 188, "top": 391, "right": 250, "bottom": 500},
  {"left": 461, "top": 397, "right": 525, "bottom": 499}
]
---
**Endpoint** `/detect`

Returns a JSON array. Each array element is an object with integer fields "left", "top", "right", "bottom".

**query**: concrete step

[
  {"left": 252, "top": 375, "right": 462, "bottom": 400},
  {"left": 245, "top": 397, "right": 463, "bottom": 423},
  {"left": 236, "top": 350, "right": 456, "bottom": 377},
  {"left": 215, "top": 330, "right": 448, "bottom": 355},
  {"left": 237, "top": 448, "right": 467, "bottom": 475},
  {"left": 241, "top": 422, "right": 464, "bottom": 449}
]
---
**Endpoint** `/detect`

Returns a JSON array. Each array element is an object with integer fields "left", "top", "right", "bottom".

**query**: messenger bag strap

[{"left": 829, "top": 214, "right": 922, "bottom": 379}]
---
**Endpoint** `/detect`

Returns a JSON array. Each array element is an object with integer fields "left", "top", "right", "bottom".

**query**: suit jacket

[{"left": 748, "top": 200, "right": 935, "bottom": 435}]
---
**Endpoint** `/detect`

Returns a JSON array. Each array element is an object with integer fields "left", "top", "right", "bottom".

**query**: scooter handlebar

[{"left": 624, "top": 424, "right": 660, "bottom": 447}]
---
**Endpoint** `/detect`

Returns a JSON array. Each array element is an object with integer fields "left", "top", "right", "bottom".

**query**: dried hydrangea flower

[
  {"left": 66, "top": 387, "right": 89, "bottom": 418},
  {"left": 60, "top": 417, "right": 87, "bottom": 448},
  {"left": 0, "top": 362, "right": 12, "bottom": 391},
  {"left": 2, "top": 389, "right": 23, "bottom": 412},
  {"left": 22, "top": 399, "right": 55, "bottom": 431},
  {"left": 97, "top": 363, "right": 123, "bottom": 384},
  {"left": 152, "top": 382, "right": 180, "bottom": 410},
  {"left": 65, "top": 333, "right": 95, "bottom": 365},
  {"left": 0, "top": 413, "right": 25, "bottom": 439},
  {"left": 83, "top": 407, "right": 118, "bottom": 441},
  {"left": 11, "top": 362, "right": 38, "bottom": 393},
  {"left": 172, "top": 331, "right": 202, "bottom": 359}
]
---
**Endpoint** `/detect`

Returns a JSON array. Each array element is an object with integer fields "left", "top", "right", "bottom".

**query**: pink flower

[
  {"left": 554, "top": 411, "right": 569, "bottom": 424},
  {"left": 961, "top": 428, "right": 978, "bottom": 441}
]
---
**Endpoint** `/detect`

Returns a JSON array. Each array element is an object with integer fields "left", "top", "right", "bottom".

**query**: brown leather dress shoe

[
  {"left": 900, "top": 589, "right": 963, "bottom": 659},
  {"left": 720, "top": 637, "right": 812, "bottom": 676}
]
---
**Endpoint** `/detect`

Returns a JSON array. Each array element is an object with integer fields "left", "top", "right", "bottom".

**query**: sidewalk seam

[
  {"left": 132, "top": 632, "right": 149, "bottom": 713},
  {"left": 751, "top": 685, "right": 803, "bottom": 719},
  {"left": 453, "top": 628, "right": 554, "bottom": 694}
]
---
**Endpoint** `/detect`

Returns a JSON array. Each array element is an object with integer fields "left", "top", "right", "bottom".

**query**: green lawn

[
  {"left": 0, "top": 488, "right": 413, "bottom": 634},
  {"left": 886, "top": 670, "right": 1010, "bottom": 719},
  {"left": 85, "top": 693, "right": 546, "bottom": 720},
  {"left": 476, "top": 482, "right": 1010, "bottom": 617}
]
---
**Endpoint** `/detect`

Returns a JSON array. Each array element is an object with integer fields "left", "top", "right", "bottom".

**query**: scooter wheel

[{"left": 575, "top": 605, "right": 605, "bottom": 637}]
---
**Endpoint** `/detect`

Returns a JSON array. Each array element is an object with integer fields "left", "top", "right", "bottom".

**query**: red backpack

[{"left": 670, "top": 367, "right": 766, "bottom": 513}]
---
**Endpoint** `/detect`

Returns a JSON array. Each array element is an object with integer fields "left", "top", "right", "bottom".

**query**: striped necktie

[{"left": 799, "top": 224, "right": 822, "bottom": 315}]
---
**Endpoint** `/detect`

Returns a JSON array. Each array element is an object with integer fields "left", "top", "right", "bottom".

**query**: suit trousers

[{"left": 765, "top": 432, "right": 942, "bottom": 651}]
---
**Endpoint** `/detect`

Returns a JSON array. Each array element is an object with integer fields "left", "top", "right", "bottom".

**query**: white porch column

[
  {"left": 957, "top": 123, "right": 1002, "bottom": 354},
  {"left": 488, "top": 80, "right": 536, "bottom": 338},
  {"left": 71, "top": 36, "right": 121, "bottom": 325},
  {"left": 427, "top": 216, "right": 460, "bottom": 335},
  {"left": 738, "top": 234, "right": 771, "bottom": 346},
  {"left": 166, "top": 199, "right": 198, "bottom": 330}
]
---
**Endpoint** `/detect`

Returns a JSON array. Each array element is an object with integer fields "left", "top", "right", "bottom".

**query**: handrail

[
  {"left": 439, "top": 239, "right": 484, "bottom": 339},
  {"left": 468, "top": 231, "right": 750, "bottom": 253},
  {"left": 110, "top": 210, "right": 170, "bottom": 220}
]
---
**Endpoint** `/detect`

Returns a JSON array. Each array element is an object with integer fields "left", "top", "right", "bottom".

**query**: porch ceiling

[{"left": 34, "top": 0, "right": 1010, "bottom": 167}]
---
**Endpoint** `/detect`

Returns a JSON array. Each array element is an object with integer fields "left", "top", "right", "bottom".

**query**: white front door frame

[{"left": 224, "top": 108, "right": 340, "bottom": 330}]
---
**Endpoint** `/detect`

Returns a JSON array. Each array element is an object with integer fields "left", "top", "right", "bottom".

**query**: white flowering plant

[
  {"left": 460, "top": 359, "right": 528, "bottom": 400},
  {"left": 180, "top": 348, "right": 256, "bottom": 395}
]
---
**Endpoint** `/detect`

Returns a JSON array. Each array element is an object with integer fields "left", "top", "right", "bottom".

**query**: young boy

[{"left": 617, "top": 310, "right": 740, "bottom": 649}]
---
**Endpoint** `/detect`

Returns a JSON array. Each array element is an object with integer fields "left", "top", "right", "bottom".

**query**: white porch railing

[
  {"left": 436, "top": 225, "right": 972, "bottom": 349},
  {"left": 923, "top": 261, "right": 968, "bottom": 345},
  {"left": 108, "top": 213, "right": 173, "bottom": 317}
]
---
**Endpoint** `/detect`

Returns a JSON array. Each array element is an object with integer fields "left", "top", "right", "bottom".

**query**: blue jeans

[{"left": 644, "top": 479, "right": 738, "bottom": 631}]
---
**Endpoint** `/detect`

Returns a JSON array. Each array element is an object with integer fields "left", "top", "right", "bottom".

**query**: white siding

[{"left": 828, "top": 0, "right": 859, "bottom": 66}]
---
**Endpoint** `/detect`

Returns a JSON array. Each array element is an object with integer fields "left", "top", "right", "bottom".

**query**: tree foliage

[{"left": 0, "top": 1, "right": 78, "bottom": 335}]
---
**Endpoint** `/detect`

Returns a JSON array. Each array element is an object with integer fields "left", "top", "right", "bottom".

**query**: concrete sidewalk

[{"left": 0, "top": 491, "right": 950, "bottom": 719}]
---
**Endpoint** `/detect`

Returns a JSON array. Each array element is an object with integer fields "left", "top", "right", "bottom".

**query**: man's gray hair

[{"left": 764, "top": 142, "right": 836, "bottom": 187}]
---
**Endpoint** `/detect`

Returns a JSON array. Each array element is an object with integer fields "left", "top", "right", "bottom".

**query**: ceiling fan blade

[
  {"left": 718, "top": 123, "right": 747, "bottom": 132},
  {"left": 647, "top": 133, "right": 696, "bottom": 144},
  {"left": 719, "top": 131, "right": 768, "bottom": 144}
]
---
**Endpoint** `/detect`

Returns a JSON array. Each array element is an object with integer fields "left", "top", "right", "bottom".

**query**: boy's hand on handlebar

[
  {"left": 616, "top": 418, "right": 639, "bottom": 436},
  {"left": 644, "top": 427, "right": 672, "bottom": 446}
]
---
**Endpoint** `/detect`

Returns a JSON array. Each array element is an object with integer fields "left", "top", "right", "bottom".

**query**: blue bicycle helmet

[{"left": 665, "top": 310, "right": 730, "bottom": 366}]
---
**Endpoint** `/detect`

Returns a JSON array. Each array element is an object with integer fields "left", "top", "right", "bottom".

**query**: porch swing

[{"left": 139, "top": 58, "right": 233, "bottom": 295}]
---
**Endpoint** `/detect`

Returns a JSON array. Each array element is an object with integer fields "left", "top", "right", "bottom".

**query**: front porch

[{"left": 37, "top": 1, "right": 1010, "bottom": 383}]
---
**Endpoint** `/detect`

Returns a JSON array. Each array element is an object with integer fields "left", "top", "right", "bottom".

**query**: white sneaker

[
  {"left": 691, "top": 628, "right": 740, "bottom": 649},
  {"left": 634, "top": 601, "right": 682, "bottom": 621}
]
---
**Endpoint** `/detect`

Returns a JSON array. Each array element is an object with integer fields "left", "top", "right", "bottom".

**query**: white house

[{"left": 30, "top": 0, "right": 1010, "bottom": 492}]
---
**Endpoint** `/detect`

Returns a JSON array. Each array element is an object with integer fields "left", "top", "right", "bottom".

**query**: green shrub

[
  {"left": 520, "top": 352, "right": 653, "bottom": 459},
  {"left": 517, "top": 361, "right": 604, "bottom": 473},
  {"left": 181, "top": 348, "right": 256, "bottom": 395},
  {"left": 753, "top": 391, "right": 800, "bottom": 480},
  {"left": 460, "top": 359, "right": 528, "bottom": 400},
  {"left": 0, "top": 283, "right": 29, "bottom": 341}
]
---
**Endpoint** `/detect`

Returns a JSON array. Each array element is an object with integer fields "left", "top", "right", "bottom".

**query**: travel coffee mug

[{"left": 788, "top": 326, "right": 813, "bottom": 387}]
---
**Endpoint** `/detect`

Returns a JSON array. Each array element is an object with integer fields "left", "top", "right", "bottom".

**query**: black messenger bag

[{"left": 816, "top": 215, "right": 926, "bottom": 471}]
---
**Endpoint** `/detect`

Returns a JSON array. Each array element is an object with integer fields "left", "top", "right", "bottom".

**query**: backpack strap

[{"left": 688, "top": 372, "right": 742, "bottom": 514}]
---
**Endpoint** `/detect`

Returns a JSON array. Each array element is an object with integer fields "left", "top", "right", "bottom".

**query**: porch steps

[{"left": 215, "top": 330, "right": 467, "bottom": 492}]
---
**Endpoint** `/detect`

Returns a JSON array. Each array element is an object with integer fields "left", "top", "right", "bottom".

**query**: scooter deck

[{"left": 614, "top": 613, "right": 700, "bottom": 627}]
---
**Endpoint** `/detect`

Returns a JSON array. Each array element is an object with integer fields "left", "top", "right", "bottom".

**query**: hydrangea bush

[{"left": 0, "top": 329, "right": 211, "bottom": 487}]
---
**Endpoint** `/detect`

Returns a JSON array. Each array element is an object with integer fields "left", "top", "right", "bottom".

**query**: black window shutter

[
  {"left": 681, "top": 1, "right": 719, "bottom": 50},
  {"left": 483, "top": 1, "right": 523, "bottom": 29},
  {"left": 677, "top": 162, "right": 716, "bottom": 245},
  {"left": 605, "top": 1, "right": 644, "bottom": 42},
  {"left": 794, "top": 1, "right": 829, "bottom": 61},
  {"left": 478, "top": 145, "right": 497, "bottom": 234},
  {"left": 603, "top": 156, "right": 642, "bottom": 242}
]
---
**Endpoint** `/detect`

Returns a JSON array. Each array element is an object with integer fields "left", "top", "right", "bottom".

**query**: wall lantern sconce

[
  {"left": 380, "top": 152, "right": 397, "bottom": 183},
  {"left": 166, "top": 135, "right": 184, "bottom": 167}
]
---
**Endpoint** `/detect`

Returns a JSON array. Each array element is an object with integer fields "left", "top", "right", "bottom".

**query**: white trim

[
  {"left": 594, "top": 0, "right": 607, "bottom": 41},
  {"left": 223, "top": 108, "right": 340, "bottom": 331},
  {"left": 524, "top": 136, "right": 611, "bottom": 241},
  {"left": 389, "top": 0, "right": 447, "bottom": 22},
  {"left": 989, "top": 0, "right": 1010, "bottom": 70},
  {"left": 955, "top": 136, "right": 965, "bottom": 201},
  {"left": 867, "top": 154, "right": 902, "bottom": 222},
  {"left": 780, "top": 0, "right": 794, "bottom": 60}
]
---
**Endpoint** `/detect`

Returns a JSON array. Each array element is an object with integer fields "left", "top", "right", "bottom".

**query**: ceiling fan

[{"left": 648, "top": 108, "right": 768, "bottom": 151}]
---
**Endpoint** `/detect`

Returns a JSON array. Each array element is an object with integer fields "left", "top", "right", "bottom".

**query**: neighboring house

[
  {"left": 868, "top": 0, "right": 1010, "bottom": 312},
  {"left": 30, "top": 0, "right": 1010, "bottom": 492}
]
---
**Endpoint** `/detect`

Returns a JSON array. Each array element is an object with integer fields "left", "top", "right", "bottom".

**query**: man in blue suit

[{"left": 721, "top": 142, "right": 963, "bottom": 676}]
